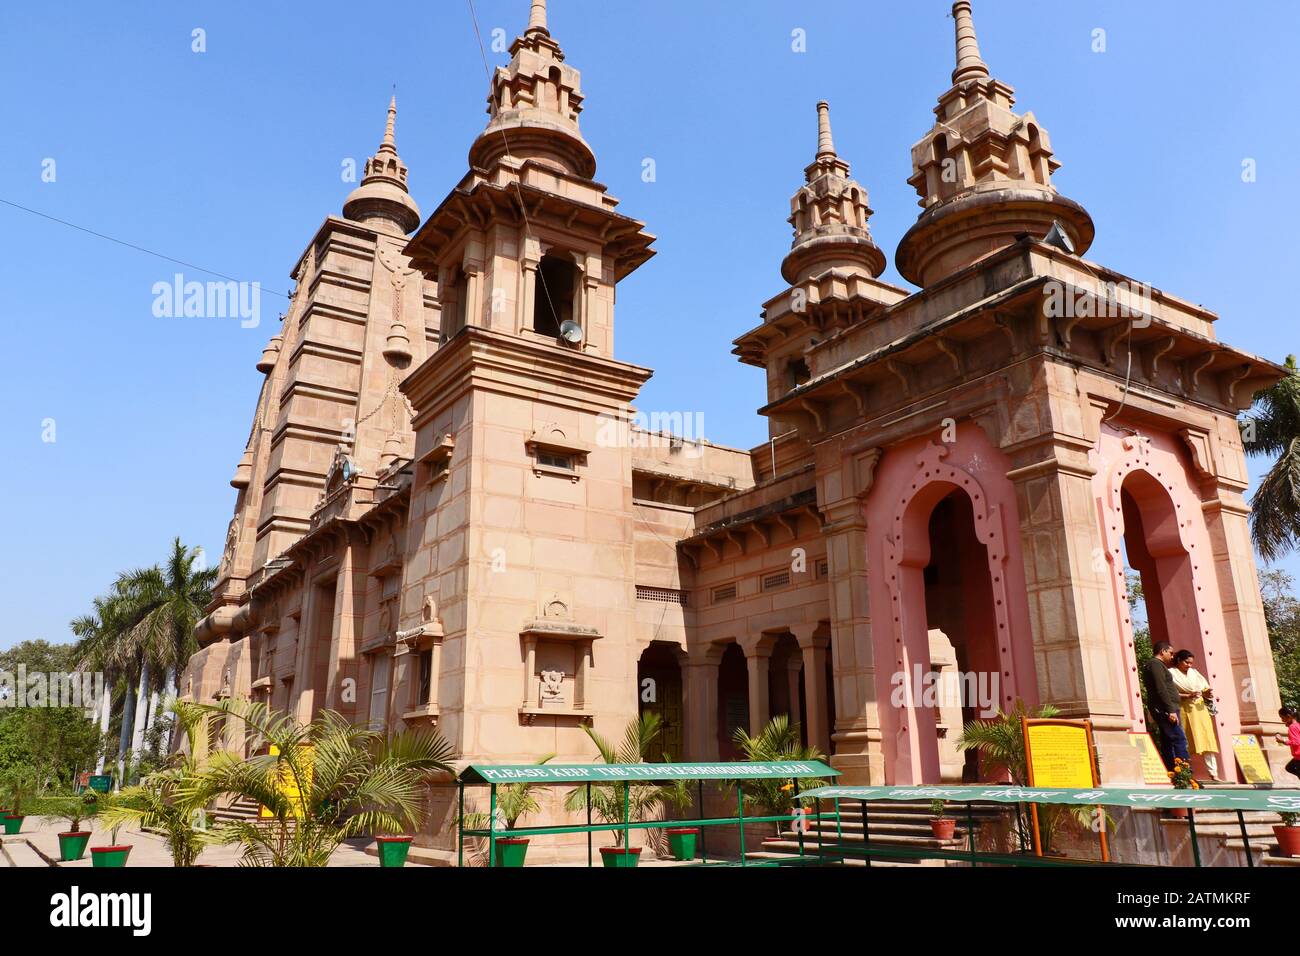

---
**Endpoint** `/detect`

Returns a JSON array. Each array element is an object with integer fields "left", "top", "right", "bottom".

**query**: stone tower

[
  {"left": 394, "top": 0, "right": 658, "bottom": 766},
  {"left": 192, "top": 99, "right": 437, "bottom": 719}
]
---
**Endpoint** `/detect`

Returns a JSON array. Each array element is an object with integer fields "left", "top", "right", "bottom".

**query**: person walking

[
  {"left": 1275, "top": 706, "right": 1300, "bottom": 783},
  {"left": 1171, "top": 650, "right": 1219, "bottom": 780},
  {"left": 1143, "top": 641, "right": 1190, "bottom": 770}
]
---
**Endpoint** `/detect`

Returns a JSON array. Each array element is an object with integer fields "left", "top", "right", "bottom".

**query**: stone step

[
  {"left": 744, "top": 849, "right": 938, "bottom": 868},
  {"left": 0, "top": 838, "right": 51, "bottom": 868},
  {"left": 754, "top": 840, "right": 949, "bottom": 865},
  {"left": 1262, "top": 854, "right": 1300, "bottom": 866},
  {"left": 780, "top": 824, "right": 972, "bottom": 842}
]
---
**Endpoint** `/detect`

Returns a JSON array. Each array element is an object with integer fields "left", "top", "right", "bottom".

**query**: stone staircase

[
  {"left": 1157, "top": 805, "right": 1295, "bottom": 867},
  {"left": 745, "top": 800, "right": 1008, "bottom": 867},
  {"left": 208, "top": 796, "right": 262, "bottom": 824}
]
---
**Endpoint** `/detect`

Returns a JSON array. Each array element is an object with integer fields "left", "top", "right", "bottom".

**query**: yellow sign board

[
  {"left": 1232, "top": 735, "right": 1274, "bottom": 785},
  {"left": 260, "top": 743, "right": 315, "bottom": 818},
  {"left": 1128, "top": 732, "right": 1171, "bottom": 786},
  {"left": 1024, "top": 720, "right": 1097, "bottom": 789}
]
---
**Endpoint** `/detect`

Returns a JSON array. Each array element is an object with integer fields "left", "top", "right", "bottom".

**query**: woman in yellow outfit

[{"left": 1171, "top": 650, "right": 1219, "bottom": 780}]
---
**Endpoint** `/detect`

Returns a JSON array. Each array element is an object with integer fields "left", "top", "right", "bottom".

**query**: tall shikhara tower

[{"left": 197, "top": 99, "right": 435, "bottom": 665}]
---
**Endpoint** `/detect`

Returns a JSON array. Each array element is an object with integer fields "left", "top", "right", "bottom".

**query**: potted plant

[
  {"left": 664, "top": 827, "right": 700, "bottom": 861},
  {"left": 1273, "top": 811, "right": 1300, "bottom": 858},
  {"left": 929, "top": 799, "right": 957, "bottom": 841},
  {"left": 461, "top": 755, "right": 555, "bottom": 867},
  {"left": 1166, "top": 757, "right": 1199, "bottom": 818},
  {"left": 375, "top": 835, "right": 414, "bottom": 868},
  {"left": 90, "top": 811, "right": 133, "bottom": 868},
  {"left": 731, "top": 716, "right": 829, "bottom": 838},
  {"left": 564, "top": 714, "right": 690, "bottom": 868},
  {"left": 1, "top": 768, "right": 35, "bottom": 835},
  {"left": 56, "top": 792, "right": 99, "bottom": 862}
]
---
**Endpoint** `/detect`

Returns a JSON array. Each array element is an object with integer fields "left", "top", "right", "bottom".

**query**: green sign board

[
  {"left": 799, "top": 784, "right": 1300, "bottom": 814},
  {"left": 462, "top": 760, "right": 839, "bottom": 785},
  {"left": 87, "top": 775, "right": 112, "bottom": 794}
]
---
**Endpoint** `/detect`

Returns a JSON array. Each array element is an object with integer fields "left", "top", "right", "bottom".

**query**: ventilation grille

[
  {"left": 762, "top": 571, "right": 792, "bottom": 591},
  {"left": 815, "top": 558, "right": 829, "bottom": 579},
  {"left": 711, "top": 584, "right": 737, "bottom": 604},
  {"left": 636, "top": 585, "right": 688, "bottom": 607}
]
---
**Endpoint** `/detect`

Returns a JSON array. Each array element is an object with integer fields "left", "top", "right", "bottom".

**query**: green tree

[
  {"left": 1260, "top": 570, "right": 1300, "bottom": 707},
  {"left": 563, "top": 713, "right": 690, "bottom": 847},
  {"left": 99, "top": 701, "right": 226, "bottom": 867},
  {"left": 0, "top": 641, "right": 100, "bottom": 789},
  {"left": 189, "top": 699, "right": 455, "bottom": 867},
  {"left": 1245, "top": 355, "right": 1300, "bottom": 562},
  {"left": 731, "top": 714, "right": 828, "bottom": 834}
]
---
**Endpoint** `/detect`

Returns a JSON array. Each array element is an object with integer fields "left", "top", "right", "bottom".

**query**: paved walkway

[{"left": 0, "top": 815, "right": 393, "bottom": 867}]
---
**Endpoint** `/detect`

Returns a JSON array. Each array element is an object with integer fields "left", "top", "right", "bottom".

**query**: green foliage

[
  {"left": 98, "top": 701, "right": 225, "bottom": 866},
  {"left": 563, "top": 713, "right": 690, "bottom": 846},
  {"left": 930, "top": 799, "right": 948, "bottom": 819},
  {"left": 192, "top": 698, "right": 456, "bottom": 867},
  {"left": 731, "top": 714, "right": 828, "bottom": 826},
  {"left": 0, "top": 766, "right": 37, "bottom": 815},
  {"left": 955, "top": 699, "right": 1060, "bottom": 786},
  {"left": 1261, "top": 570, "right": 1300, "bottom": 708},
  {"left": 44, "top": 791, "right": 100, "bottom": 831},
  {"left": 462, "top": 754, "right": 555, "bottom": 833},
  {"left": 0, "top": 640, "right": 101, "bottom": 790},
  {"left": 1246, "top": 356, "right": 1300, "bottom": 562}
]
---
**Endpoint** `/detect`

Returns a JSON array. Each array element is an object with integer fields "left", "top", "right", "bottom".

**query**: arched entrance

[
  {"left": 873, "top": 440, "right": 1034, "bottom": 784},
  {"left": 768, "top": 633, "right": 805, "bottom": 743},
  {"left": 1111, "top": 466, "right": 1237, "bottom": 779},
  {"left": 637, "top": 642, "right": 684, "bottom": 762}
]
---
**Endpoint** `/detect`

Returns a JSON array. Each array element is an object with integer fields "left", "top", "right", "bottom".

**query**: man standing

[{"left": 1143, "top": 642, "right": 1190, "bottom": 770}]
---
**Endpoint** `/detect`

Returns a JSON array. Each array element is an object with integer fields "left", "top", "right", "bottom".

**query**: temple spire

[
  {"left": 816, "top": 101, "right": 836, "bottom": 160},
  {"left": 951, "top": 1, "right": 990, "bottom": 84},
  {"left": 382, "top": 95, "right": 397, "bottom": 149},
  {"left": 342, "top": 96, "right": 421, "bottom": 235},
  {"left": 526, "top": 0, "right": 548, "bottom": 35}
]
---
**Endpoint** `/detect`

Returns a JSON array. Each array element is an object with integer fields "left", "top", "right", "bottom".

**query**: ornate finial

[
  {"left": 382, "top": 95, "right": 397, "bottom": 150},
  {"left": 527, "top": 0, "right": 548, "bottom": 35},
  {"left": 951, "top": 1, "right": 990, "bottom": 84},
  {"left": 816, "top": 101, "right": 836, "bottom": 160},
  {"left": 342, "top": 97, "right": 421, "bottom": 234}
]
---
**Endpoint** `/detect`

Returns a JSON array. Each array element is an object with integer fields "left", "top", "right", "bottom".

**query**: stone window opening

[
  {"left": 787, "top": 357, "right": 811, "bottom": 390},
  {"left": 534, "top": 253, "right": 577, "bottom": 338}
]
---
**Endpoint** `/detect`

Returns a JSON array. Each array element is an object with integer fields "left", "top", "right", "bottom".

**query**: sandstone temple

[{"left": 181, "top": 1, "right": 1293, "bottom": 855}]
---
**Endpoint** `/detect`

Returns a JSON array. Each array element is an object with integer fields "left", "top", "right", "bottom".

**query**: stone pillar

[
  {"left": 785, "top": 657, "right": 802, "bottom": 724},
  {"left": 819, "top": 499, "right": 885, "bottom": 783},
  {"left": 1202, "top": 481, "right": 1289, "bottom": 772},
  {"left": 793, "top": 625, "right": 832, "bottom": 756},
  {"left": 744, "top": 645, "right": 771, "bottom": 736},
  {"left": 324, "top": 532, "right": 365, "bottom": 723},
  {"left": 682, "top": 652, "right": 719, "bottom": 760},
  {"left": 1003, "top": 427, "right": 1142, "bottom": 783}
]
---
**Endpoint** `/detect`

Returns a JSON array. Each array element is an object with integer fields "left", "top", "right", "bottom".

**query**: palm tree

[
  {"left": 98, "top": 701, "right": 225, "bottom": 867},
  {"left": 189, "top": 699, "right": 456, "bottom": 867},
  {"left": 71, "top": 539, "right": 216, "bottom": 782},
  {"left": 1246, "top": 355, "right": 1300, "bottom": 562},
  {"left": 563, "top": 713, "right": 690, "bottom": 849},
  {"left": 731, "top": 714, "right": 828, "bottom": 834}
]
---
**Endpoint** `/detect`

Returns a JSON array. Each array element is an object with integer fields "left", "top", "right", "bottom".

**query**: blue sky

[{"left": 2, "top": 0, "right": 1298, "bottom": 651}]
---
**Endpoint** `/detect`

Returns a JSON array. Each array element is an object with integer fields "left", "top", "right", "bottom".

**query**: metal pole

[
  {"left": 1188, "top": 808, "right": 1203, "bottom": 868},
  {"left": 862, "top": 798, "right": 871, "bottom": 868},
  {"left": 487, "top": 783, "right": 497, "bottom": 869},
  {"left": 737, "top": 783, "right": 747, "bottom": 866},
  {"left": 1236, "top": 809, "right": 1253, "bottom": 868},
  {"left": 966, "top": 802, "right": 977, "bottom": 868},
  {"left": 586, "top": 783, "right": 592, "bottom": 868},
  {"left": 622, "top": 781, "right": 630, "bottom": 862},
  {"left": 457, "top": 781, "right": 465, "bottom": 868},
  {"left": 816, "top": 798, "right": 825, "bottom": 865},
  {"left": 697, "top": 780, "right": 707, "bottom": 864},
  {"left": 793, "top": 779, "right": 804, "bottom": 859}
]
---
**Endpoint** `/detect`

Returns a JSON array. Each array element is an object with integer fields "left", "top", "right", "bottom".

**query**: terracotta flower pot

[
  {"left": 665, "top": 828, "right": 699, "bottom": 861},
  {"left": 493, "top": 837, "right": 530, "bottom": 868},
  {"left": 90, "top": 846, "right": 132, "bottom": 868},
  {"left": 599, "top": 846, "right": 642, "bottom": 868},
  {"left": 2, "top": 816, "right": 24, "bottom": 835},
  {"left": 929, "top": 818, "right": 957, "bottom": 841},
  {"left": 58, "top": 832, "right": 92, "bottom": 862},
  {"left": 1273, "top": 825, "right": 1300, "bottom": 858},
  {"left": 375, "top": 836, "right": 413, "bottom": 868}
]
